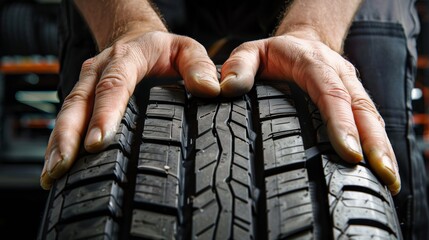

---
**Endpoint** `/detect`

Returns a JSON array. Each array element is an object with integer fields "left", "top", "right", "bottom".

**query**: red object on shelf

[
  {"left": 0, "top": 56, "right": 59, "bottom": 74},
  {"left": 0, "top": 61, "right": 59, "bottom": 74},
  {"left": 418, "top": 56, "right": 429, "bottom": 69}
]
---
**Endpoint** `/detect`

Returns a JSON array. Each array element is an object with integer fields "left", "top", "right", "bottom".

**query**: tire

[{"left": 38, "top": 81, "right": 401, "bottom": 240}]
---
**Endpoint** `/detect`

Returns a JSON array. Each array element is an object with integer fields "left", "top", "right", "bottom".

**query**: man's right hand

[{"left": 40, "top": 31, "right": 220, "bottom": 189}]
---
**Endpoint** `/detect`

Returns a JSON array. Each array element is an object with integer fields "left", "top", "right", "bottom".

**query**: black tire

[{"left": 38, "top": 81, "right": 401, "bottom": 240}]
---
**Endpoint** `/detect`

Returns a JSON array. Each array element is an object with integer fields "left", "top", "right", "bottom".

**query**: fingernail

[
  {"left": 193, "top": 73, "right": 220, "bottom": 97},
  {"left": 346, "top": 135, "right": 362, "bottom": 156},
  {"left": 381, "top": 155, "right": 399, "bottom": 185},
  {"left": 220, "top": 73, "right": 237, "bottom": 87},
  {"left": 388, "top": 179, "right": 401, "bottom": 196},
  {"left": 85, "top": 127, "right": 102, "bottom": 148},
  {"left": 47, "top": 148, "right": 64, "bottom": 174},
  {"left": 40, "top": 171, "right": 53, "bottom": 190}
]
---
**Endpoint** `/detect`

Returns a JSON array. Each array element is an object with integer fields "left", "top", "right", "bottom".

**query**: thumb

[
  {"left": 173, "top": 37, "right": 220, "bottom": 97},
  {"left": 221, "top": 41, "right": 262, "bottom": 97}
]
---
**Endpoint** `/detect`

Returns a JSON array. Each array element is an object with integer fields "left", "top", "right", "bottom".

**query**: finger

[
  {"left": 340, "top": 63, "right": 400, "bottom": 194},
  {"left": 296, "top": 61, "right": 364, "bottom": 164},
  {"left": 40, "top": 161, "right": 54, "bottom": 190},
  {"left": 220, "top": 41, "right": 261, "bottom": 97},
  {"left": 41, "top": 57, "right": 99, "bottom": 189},
  {"left": 174, "top": 37, "right": 220, "bottom": 97},
  {"left": 84, "top": 46, "right": 142, "bottom": 152}
]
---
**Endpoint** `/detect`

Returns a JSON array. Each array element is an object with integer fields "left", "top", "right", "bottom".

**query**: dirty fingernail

[
  {"left": 85, "top": 127, "right": 102, "bottom": 149},
  {"left": 40, "top": 171, "right": 53, "bottom": 190},
  {"left": 220, "top": 73, "right": 237, "bottom": 87},
  {"left": 192, "top": 73, "right": 220, "bottom": 97},
  {"left": 388, "top": 179, "right": 401, "bottom": 196},
  {"left": 47, "top": 148, "right": 64, "bottom": 175},
  {"left": 381, "top": 155, "right": 398, "bottom": 185}
]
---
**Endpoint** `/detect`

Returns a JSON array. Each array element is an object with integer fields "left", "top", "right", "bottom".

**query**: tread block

[
  {"left": 261, "top": 117, "right": 301, "bottom": 141},
  {"left": 138, "top": 143, "right": 180, "bottom": 175},
  {"left": 196, "top": 103, "right": 216, "bottom": 134},
  {"left": 56, "top": 216, "right": 119, "bottom": 240},
  {"left": 267, "top": 190, "right": 313, "bottom": 240},
  {"left": 265, "top": 169, "right": 309, "bottom": 198},
  {"left": 332, "top": 200, "right": 395, "bottom": 235},
  {"left": 336, "top": 225, "right": 393, "bottom": 240},
  {"left": 192, "top": 200, "right": 218, "bottom": 238},
  {"left": 146, "top": 103, "right": 184, "bottom": 121},
  {"left": 52, "top": 174, "right": 68, "bottom": 198},
  {"left": 142, "top": 118, "right": 183, "bottom": 143},
  {"left": 256, "top": 83, "right": 292, "bottom": 99},
  {"left": 47, "top": 195, "right": 64, "bottom": 231},
  {"left": 127, "top": 96, "right": 140, "bottom": 114},
  {"left": 113, "top": 123, "right": 134, "bottom": 155},
  {"left": 134, "top": 173, "right": 179, "bottom": 209},
  {"left": 263, "top": 133, "right": 306, "bottom": 171},
  {"left": 122, "top": 106, "right": 138, "bottom": 130},
  {"left": 265, "top": 168, "right": 313, "bottom": 240},
  {"left": 149, "top": 85, "right": 186, "bottom": 104},
  {"left": 130, "top": 210, "right": 177, "bottom": 239},
  {"left": 323, "top": 156, "right": 389, "bottom": 202},
  {"left": 61, "top": 181, "right": 123, "bottom": 221},
  {"left": 323, "top": 156, "right": 398, "bottom": 238},
  {"left": 67, "top": 149, "right": 128, "bottom": 187},
  {"left": 259, "top": 98, "right": 297, "bottom": 119}
]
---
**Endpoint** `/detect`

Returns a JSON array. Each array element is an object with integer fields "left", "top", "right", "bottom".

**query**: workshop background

[{"left": 0, "top": 0, "right": 428, "bottom": 239}]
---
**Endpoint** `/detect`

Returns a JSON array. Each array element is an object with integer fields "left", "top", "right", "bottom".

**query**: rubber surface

[{"left": 38, "top": 82, "right": 401, "bottom": 239}]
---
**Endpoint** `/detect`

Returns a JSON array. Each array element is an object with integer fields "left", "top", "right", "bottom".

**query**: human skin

[{"left": 40, "top": 0, "right": 400, "bottom": 195}]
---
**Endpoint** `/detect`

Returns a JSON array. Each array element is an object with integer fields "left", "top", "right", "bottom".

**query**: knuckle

[
  {"left": 294, "top": 49, "right": 330, "bottom": 78},
  {"left": 62, "top": 88, "right": 90, "bottom": 110},
  {"left": 80, "top": 58, "right": 97, "bottom": 76},
  {"left": 325, "top": 86, "right": 352, "bottom": 104},
  {"left": 109, "top": 43, "right": 131, "bottom": 57},
  {"left": 315, "top": 83, "right": 352, "bottom": 115},
  {"left": 343, "top": 60, "right": 356, "bottom": 73},
  {"left": 341, "top": 60, "right": 358, "bottom": 78},
  {"left": 352, "top": 96, "right": 375, "bottom": 112},
  {"left": 96, "top": 73, "right": 129, "bottom": 97},
  {"left": 352, "top": 96, "right": 386, "bottom": 128},
  {"left": 81, "top": 58, "right": 96, "bottom": 70}
]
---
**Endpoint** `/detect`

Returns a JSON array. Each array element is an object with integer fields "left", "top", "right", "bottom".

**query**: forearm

[
  {"left": 276, "top": 0, "right": 362, "bottom": 52},
  {"left": 74, "top": 0, "right": 167, "bottom": 50}
]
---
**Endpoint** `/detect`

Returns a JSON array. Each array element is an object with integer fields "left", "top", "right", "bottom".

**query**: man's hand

[
  {"left": 40, "top": 31, "right": 220, "bottom": 189},
  {"left": 219, "top": 32, "right": 400, "bottom": 195}
]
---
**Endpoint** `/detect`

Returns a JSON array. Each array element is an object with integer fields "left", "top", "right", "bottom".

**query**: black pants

[
  {"left": 59, "top": 0, "right": 428, "bottom": 238},
  {"left": 345, "top": 1, "right": 429, "bottom": 239}
]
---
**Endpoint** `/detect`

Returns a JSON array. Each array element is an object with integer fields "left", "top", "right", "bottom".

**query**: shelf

[{"left": 0, "top": 56, "right": 59, "bottom": 74}]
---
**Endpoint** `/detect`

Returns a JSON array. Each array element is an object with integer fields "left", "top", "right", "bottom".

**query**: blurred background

[
  {"left": 0, "top": 0, "right": 428, "bottom": 239},
  {"left": 0, "top": 0, "right": 59, "bottom": 238}
]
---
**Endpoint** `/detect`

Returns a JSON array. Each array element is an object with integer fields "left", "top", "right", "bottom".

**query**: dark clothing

[
  {"left": 346, "top": 1, "right": 428, "bottom": 239},
  {"left": 58, "top": 1, "right": 428, "bottom": 238}
]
